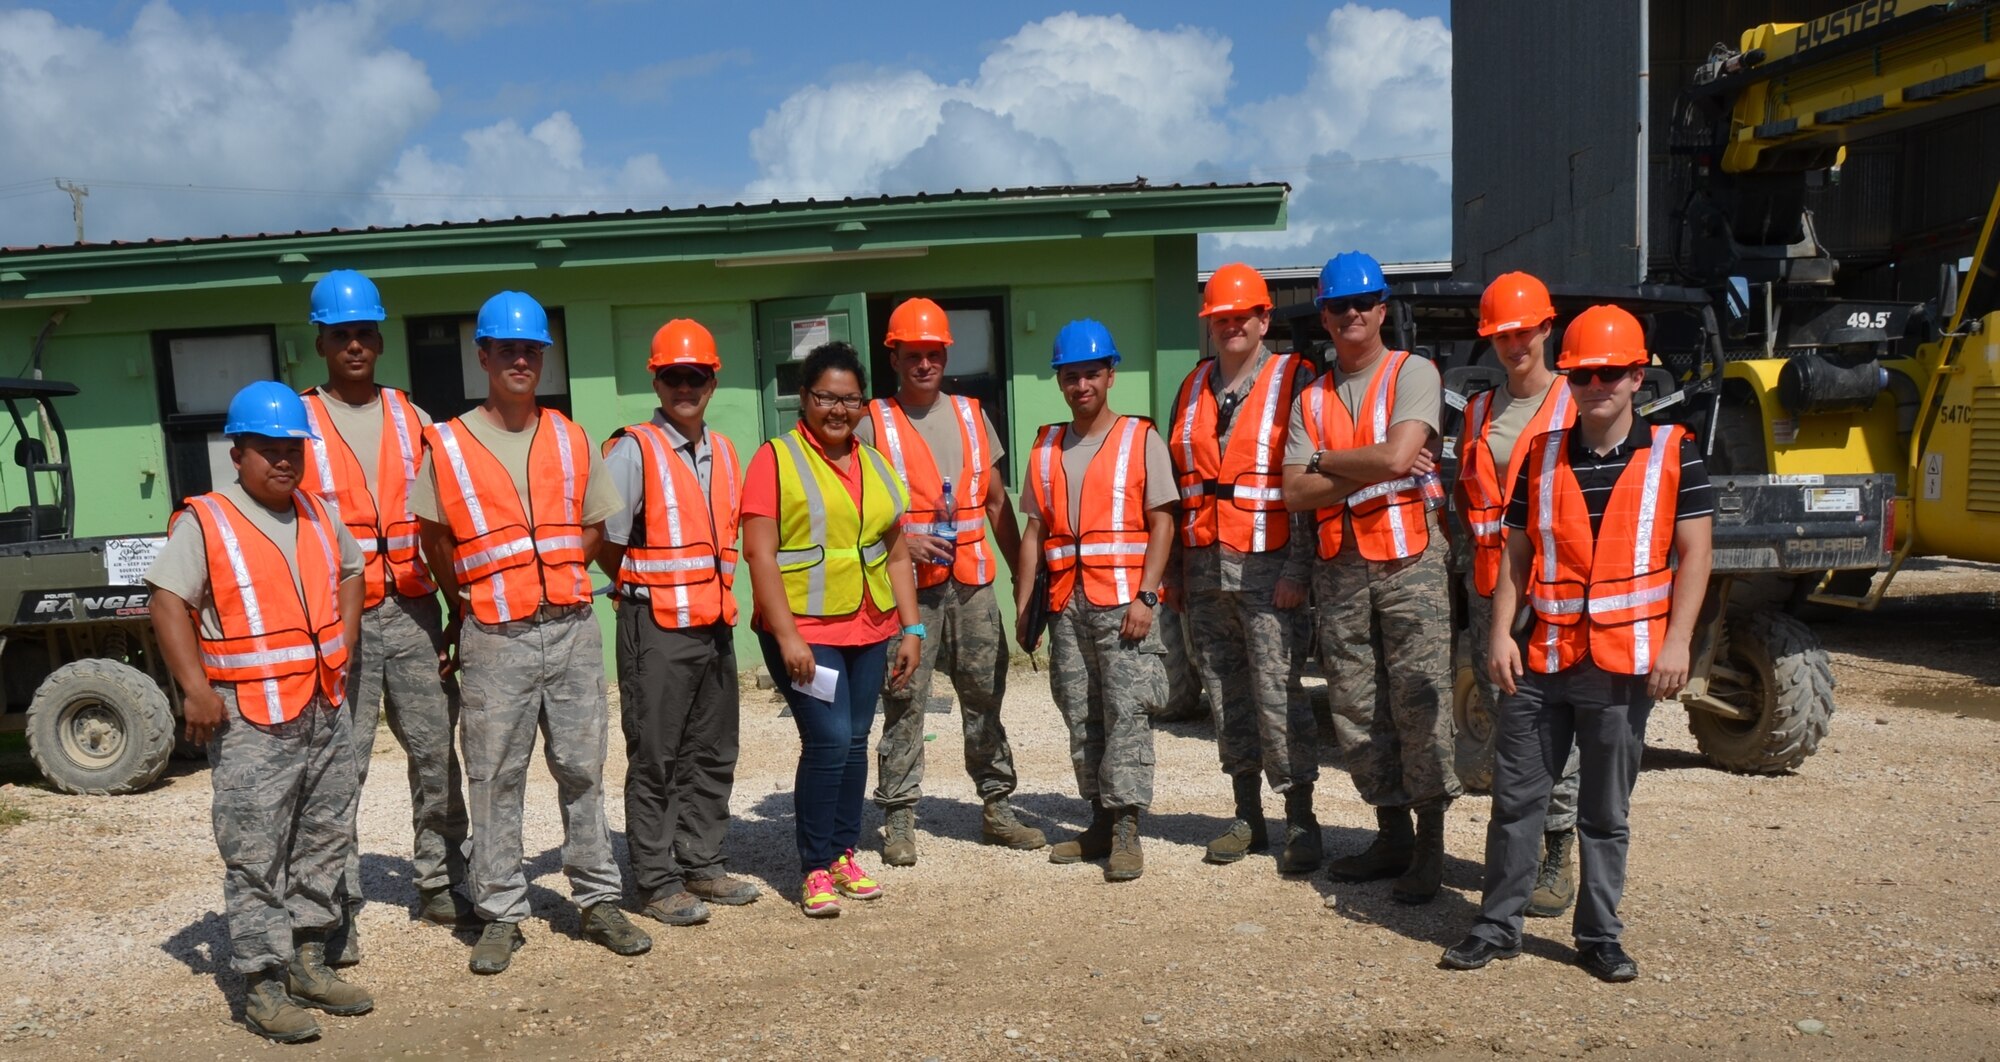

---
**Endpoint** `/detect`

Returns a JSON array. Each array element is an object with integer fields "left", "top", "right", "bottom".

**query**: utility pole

[{"left": 54, "top": 179, "right": 89, "bottom": 244}]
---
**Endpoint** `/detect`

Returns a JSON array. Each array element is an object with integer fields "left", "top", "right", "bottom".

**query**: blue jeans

[{"left": 758, "top": 633, "right": 891, "bottom": 874}]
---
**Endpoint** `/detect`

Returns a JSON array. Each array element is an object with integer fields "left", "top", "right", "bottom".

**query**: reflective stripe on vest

[
  {"left": 1457, "top": 381, "right": 1573, "bottom": 598},
  {"left": 1299, "top": 352, "right": 1430, "bottom": 562},
  {"left": 1031, "top": 416, "right": 1151, "bottom": 611},
  {"left": 1168, "top": 353, "right": 1300, "bottom": 553},
  {"left": 300, "top": 388, "right": 435, "bottom": 607},
  {"left": 616, "top": 422, "right": 741, "bottom": 629},
  {"left": 425, "top": 410, "right": 593, "bottom": 625},
  {"left": 1526, "top": 424, "right": 1685, "bottom": 676},
  {"left": 866, "top": 395, "right": 994, "bottom": 588},
  {"left": 770, "top": 430, "right": 903, "bottom": 618}
]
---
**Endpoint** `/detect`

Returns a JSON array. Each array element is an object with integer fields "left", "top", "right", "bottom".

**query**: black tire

[
  {"left": 1707, "top": 401, "right": 1769, "bottom": 476},
  {"left": 1688, "top": 609, "right": 1835, "bottom": 773},
  {"left": 26, "top": 659, "right": 174, "bottom": 796}
]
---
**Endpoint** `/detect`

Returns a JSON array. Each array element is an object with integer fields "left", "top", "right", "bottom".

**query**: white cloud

[
  {"left": 745, "top": 5, "right": 1454, "bottom": 267},
  {"left": 0, "top": 0, "right": 438, "bottom": 246},
  {"left": 374, "top": 111, "right": 673, "bottom": 225}
]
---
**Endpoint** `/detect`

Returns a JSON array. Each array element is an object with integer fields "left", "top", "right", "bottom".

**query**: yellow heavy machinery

[{"left": 1665, "top": 0, "right": 2000, "bottom": 606}]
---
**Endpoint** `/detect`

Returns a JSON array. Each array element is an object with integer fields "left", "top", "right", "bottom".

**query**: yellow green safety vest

[{"left": 771, "top": 428, "right": 907, "bottom": 617}]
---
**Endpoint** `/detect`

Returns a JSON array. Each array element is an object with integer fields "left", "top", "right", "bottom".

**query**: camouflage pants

[
  {"left": 875, "top": 580, "right": 1017, "bottom": 809},
  {"left": 1464, "top": 573, "right": 1580, "bottom": 831},
  {"left": 459, "top": 607, "right": 620, "bottom": 923},
  {"left": 1186, "top": 588, "right": 1317, "bottom": 792},
  {"left": 1315, "top": 537, "right": 1461, "bottom": 808},
  {"left": 1153, "top": 603, "right": 1209, "bottom": 720},
  {"left": 208, "top": 691, "right": 357, "bottom": 974},
  {"left": 339, "top": 592, "right": 468, "bottom": 907},
  {"left": 1047, "top": 597, "right": 1163, "bottom": 810}
]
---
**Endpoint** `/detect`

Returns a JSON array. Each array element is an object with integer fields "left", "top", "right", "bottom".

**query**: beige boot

[
  {"left": 286, "top": 937, "right": 374, "bottom": 1015},
  {"left": 1049, "top": 802, "right": 1113, "bottom": 864},
  {"left": 981, "top": 799, "right": 1048, "bottom": 850},
  {"left": 1527, "top": 828, "right": 1578, "bottom": 918},
  {"left": 881, "top": 806, "right": 918, "bottom": 866},
  {"left": 1105, "top": 807, "right": 1144, "bottom": 882},
  {"left": 244, "top": 969, "right": 321, "bottom": 1043},
  {"left": 1204, "top": 773, "right": 1269, "bottom": 864}
]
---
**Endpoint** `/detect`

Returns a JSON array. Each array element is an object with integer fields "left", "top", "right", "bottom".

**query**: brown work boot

[
  {"left": 881, "top": 806, "right": 918, "bottom": 867},
  {"left": 1392, "top": 802, "right": 1448, "bottom": 905},
  {"left": 685, "top": 874, "right": 762, "bottom": 906},
  {"left": 1105, "top": 808, "right": 1144, "bottom": 882},
  {"left": 982, "top": 798, "right": 1048, "bottom": 850},
  {"left": 1204, "top": 773, "right": 1269, "bottom": 865},
  {"left": 323, "top": 903, "right": 362, "bottom": 967},
  {"left": 1326, "top": 805, "right": 1415, "bottom": 882},
  {"left": 581, "top": 902, "right": 652, "bottom": 956},
  {"left": 468, "top": 921, "right": 524, "bottom": 975},
  {"left": 243, "top": 968, "right": 321, "bottom": 1043},
  {"left": 286, "top": 936, "right": 374, "bottom": 1016},
  {"left": 418, "top": 887, "right": 478, "bottom": 927},
  {"left": 1049, "top": 801, "right": 1114, "bottom": 864},
  {"left": 639, "top": 890, "right": 712, "bottom": 927},
  {"left": 1279, "top": 785, "right": 1323, "bottom": 875},
  {"left": 1527, "top": 828, "right": 1578, "bottom": 918}
]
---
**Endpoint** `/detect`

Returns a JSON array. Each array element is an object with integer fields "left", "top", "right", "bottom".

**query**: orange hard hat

[
  {"left": 1558, "top": 305, "right": 1649, "bottom": 370},
  {"left": 649, "top": 318, "right": 720, "bottom": 372},
  {"left": 885, "top": 297, "right": 952, "bottom": 346},
  {"left": 1478, "top": 271, "right": 1556, "bottom": 336},
  {"left": 1201, "top": 262, "right": 1273, "bottom": 317}
]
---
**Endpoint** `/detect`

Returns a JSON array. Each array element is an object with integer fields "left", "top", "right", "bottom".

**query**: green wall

[{"left": 0, "top": 233, "right": 1200, "bottom": 662}]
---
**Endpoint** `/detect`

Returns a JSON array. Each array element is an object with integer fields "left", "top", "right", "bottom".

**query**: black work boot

[
  {"left": 1527, "top": 828, "right": 1578, "bottom": 917},
  {"left": 1325, "top": 805, "right": 1415, "bottom": 881},
  {"left": 1392, "top": 801, "right": 1448, "bottom": 904},
  {"left": 1204, "top": 773, "right": 1269, "bottom": 864},
  {"left": 1279, "top": 784, "right": 1323, "bottom": 875},
  {"left": 1049, "top": 801, "right": 1114, "bottom": 864}
]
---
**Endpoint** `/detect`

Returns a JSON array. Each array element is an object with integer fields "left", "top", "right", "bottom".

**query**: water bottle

[
  {"left": 1417, "top": 471, "right": 1446, "bottom": 513},
  {"left": 931, "top": 477, "right": 958, "bottom": 567}
]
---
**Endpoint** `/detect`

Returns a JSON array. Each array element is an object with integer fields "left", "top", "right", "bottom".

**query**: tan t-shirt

[
  {"left": 409, "top": 406, "right": 624, "bottom": 527},
  {"left": 853, "top": 397, "right": 1007, "bottom": 488},
  {"left": 144, "top": 480, "right": 366, "bottom": 640},
  {"left": 308, "top": 385, "right": 434, "bottom": 503},
  {"left": 1480, "top": 377, "right": 1558, "bottom": 473},
  {"left": 1019, "top": 418, "right": 1178, "bottom": 524},
  {"left": 1284, "top": 351, "right": 1443, "bottom": 467}
]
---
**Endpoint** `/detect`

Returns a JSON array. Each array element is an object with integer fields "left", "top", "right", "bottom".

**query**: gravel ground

[{"left": 2, "top": 561, "right": 1999, "bottom": 1059}]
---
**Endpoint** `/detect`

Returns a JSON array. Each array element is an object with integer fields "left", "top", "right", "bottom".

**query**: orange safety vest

[
  {"left": 424, "top": 409, "right": 593, "bottom": 625},
  {"left": 1028, "top": 416, "right": 1155, "bottom": 611},
  {"left": 1168, "top": 351, "right": 1308, "bottom": 553},
  {"left": 611, "top": 422, "right": 741, "bottom": 629},
  {"left": 866, "top": 396, "right": 996, "bottom": 588},
  {"left": 1456, "top": 382, "right": 1575, "bottom": 597},
  {"left": 299, "top": 388, "right": 436, "bottom": 609},
  {"left": 1522, "top": 424, "right": 1688, "bottom": 676},
  {"left": 182, "top": 491, "right": 350, "bottom": 725},
  {"left": 1297, "top": 350, "right": 1431, "bottom": 562}
]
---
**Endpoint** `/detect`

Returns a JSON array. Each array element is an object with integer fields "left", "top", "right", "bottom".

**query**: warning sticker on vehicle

[
  {"left": 1804, "top": 487, "right": 1860, "bottom": 513},
  {"left": 1923, "top": 453, "right": 1944, "bottom": 500},
  {"left": 1769, "top": 474, "right": 1825, "bottom": 486}
]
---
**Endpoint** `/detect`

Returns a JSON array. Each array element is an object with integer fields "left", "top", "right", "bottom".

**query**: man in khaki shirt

[{"left": 412, "top": 290, "right": 648, "bottom": 975}]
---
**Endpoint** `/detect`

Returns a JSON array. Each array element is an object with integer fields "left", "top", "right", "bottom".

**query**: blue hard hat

[
  {"left": 475, "top": 290, "right": 553, "bottom": 346},
  {"left": 223, "top": 381, "right": 319, "bottom": 440},
  {"left": 1051, "top": 318, "right": 1120, "bottom": 369},
  {"left": 1315, "top": 251, "right": 1389, "bottom": 303},
  {"left": 309, "top": 269, "right": 385, "bottom": 325}
]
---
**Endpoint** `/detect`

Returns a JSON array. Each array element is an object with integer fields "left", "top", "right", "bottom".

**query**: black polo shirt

[{"left": 1504, "top": 418, "right": 1714, "bottom": 537}]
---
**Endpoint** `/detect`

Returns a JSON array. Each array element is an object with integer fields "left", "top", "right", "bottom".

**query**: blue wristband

[{"left": 902, "top": 624, "right": 927, "bottom": 640}]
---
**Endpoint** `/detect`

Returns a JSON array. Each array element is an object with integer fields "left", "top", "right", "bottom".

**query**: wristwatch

[
  {"left": 1136, "top": 590, "right": 1160, "bottom": 608},
  {"left": 902, "top": 623, "right": 927, "bottom": 640},
  {"left": 1307, "top": 449, "right": 1326, "bottom": 475}
]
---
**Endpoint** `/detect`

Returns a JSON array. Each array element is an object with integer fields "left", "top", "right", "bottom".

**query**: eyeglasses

[
  {"left": 1319, "top": 294, "right": 1382, "bottom": 316},
  {"left": 808, "top": 389, "right": 867, "bottom": 410},
  {"left": 1566, "top": 367, "right": 1635, "bottom": 386},
  {"left": 656, "top": 368, "right": 713, "bottom": 389}
]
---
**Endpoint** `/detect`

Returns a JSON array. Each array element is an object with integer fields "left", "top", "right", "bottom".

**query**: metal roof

[{"left": 0, "top": 181, "right": 1289, "bottom": 300}]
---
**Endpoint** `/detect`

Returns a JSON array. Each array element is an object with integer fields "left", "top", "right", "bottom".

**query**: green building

[{"left": 0, "top": 181, "right": 1287, "bottom": 656}]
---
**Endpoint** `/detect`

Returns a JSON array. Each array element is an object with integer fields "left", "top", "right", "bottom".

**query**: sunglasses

[
  {"left": 1319, "top": 294, "right": 1382, "bottom": 316},
  {"left": 1566, "top": 366, "right": 1635, "bottom": 386},
  {"left": 656, "top": 367, "right": 714, "bottom": 388}
]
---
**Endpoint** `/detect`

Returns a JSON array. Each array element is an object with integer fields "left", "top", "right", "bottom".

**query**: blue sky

[{"left": 0, "top": 1, "right": 1454, "bottom": 266}]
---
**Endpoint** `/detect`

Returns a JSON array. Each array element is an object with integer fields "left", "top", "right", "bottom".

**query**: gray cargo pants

[
  {"left": 460, "top": 606, "right": 621, "bottom": 924},
  {"left": 208, "top": 690, "right": 357, "bottom": 974}
]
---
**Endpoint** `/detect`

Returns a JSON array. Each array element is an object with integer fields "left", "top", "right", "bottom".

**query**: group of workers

[{"left": 143, "top": 251, "right": 1713, "bottom": 1044}]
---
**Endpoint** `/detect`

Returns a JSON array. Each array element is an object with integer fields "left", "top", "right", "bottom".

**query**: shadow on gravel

[
  {"left": 161, "top": 911, "right": 244, "bottom": 1023},
  {"left": 1639, "top": 744, "right": 1714, "bottom": 773}
]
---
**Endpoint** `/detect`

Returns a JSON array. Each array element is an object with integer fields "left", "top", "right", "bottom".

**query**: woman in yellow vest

[{"left": 742, "top": 342, "right": 922, "bottom": 918}]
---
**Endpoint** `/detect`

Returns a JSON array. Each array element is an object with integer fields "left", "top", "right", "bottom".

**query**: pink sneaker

[
  {"left": 827, "top": 850, "right": 884, "bottom": 900},
  {"left": 800, "top": 869, "right": 841, "bottom": 918}
]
